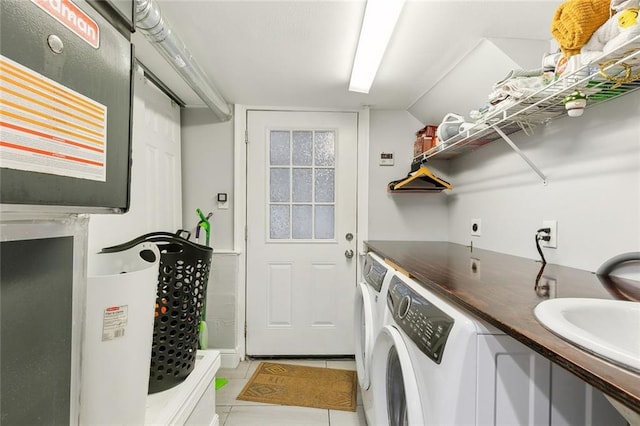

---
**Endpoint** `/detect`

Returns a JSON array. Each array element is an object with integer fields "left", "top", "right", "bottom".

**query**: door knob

[{"left": 345, "top": 249, "right": 354, "bottom": 259}]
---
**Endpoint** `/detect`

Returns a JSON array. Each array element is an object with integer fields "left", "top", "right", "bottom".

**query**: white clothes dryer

[
  {"left": 354, "top": 252, "right": 394, "bottom": 426},
  {"left": 370, "top": 272, "right": 553, "bottom": 426}
]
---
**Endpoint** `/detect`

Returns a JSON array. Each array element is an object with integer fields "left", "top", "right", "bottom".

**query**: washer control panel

[
  {"left": 387, "top": 276, "right": 454, "bottom": 364},
  {"left": 362, "top": 254, "right": 388, "bottom": 293}
]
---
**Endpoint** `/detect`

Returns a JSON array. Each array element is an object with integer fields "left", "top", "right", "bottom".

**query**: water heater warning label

[
  {"left": 0, "top": 55, "right": 107, "bottom": 181},
  {"left": 102, "top": 305, "right": 128, "bottom": 341}
]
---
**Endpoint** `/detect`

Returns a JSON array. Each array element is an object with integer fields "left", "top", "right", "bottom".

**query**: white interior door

[
  {"left": 246, "top": 110, "right": 358, "bottom": 356},
  {"left": 88, "top": 67, "right": 182, "bottom": 253}
]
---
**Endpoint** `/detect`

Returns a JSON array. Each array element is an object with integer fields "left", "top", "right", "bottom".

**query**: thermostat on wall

[{"left": 380, "top": 152, "right": 394, "bottom": 166}]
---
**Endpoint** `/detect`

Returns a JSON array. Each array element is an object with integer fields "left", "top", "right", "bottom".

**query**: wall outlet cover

[
  {"left": 471, "top": 219, "right": 481, "bottom": 237},
  {"left": 542, "top": 220, "right": 557, "bottom": 248}
]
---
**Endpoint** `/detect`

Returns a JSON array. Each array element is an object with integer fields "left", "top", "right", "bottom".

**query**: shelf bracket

[{"left": 492, "top": 126, "right": 547, "bottom": 185}]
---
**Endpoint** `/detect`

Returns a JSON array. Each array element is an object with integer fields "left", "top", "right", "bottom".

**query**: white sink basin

[{"left": 534, "top": 298, "right": 640, "bottom": 372}]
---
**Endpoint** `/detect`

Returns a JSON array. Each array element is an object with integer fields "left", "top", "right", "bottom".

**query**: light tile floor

[{"left": 216, "top": 358, "right": 367, "bottom": 426}]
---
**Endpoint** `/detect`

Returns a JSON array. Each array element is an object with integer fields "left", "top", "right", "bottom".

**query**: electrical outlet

[
  {"left": 471, "top": 219, "right": 481, "bottom": 237},
  {"left": 542, "top": 220, "right": 557, "bottom": 248}
]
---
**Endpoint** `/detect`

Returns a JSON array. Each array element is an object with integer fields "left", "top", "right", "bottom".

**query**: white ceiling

[{"left": 132, "top": 0, "right": 562, "bottom": 123}]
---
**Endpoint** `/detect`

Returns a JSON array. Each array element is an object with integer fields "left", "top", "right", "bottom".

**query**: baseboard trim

[{"left": 218, "top": 349, "right": 241, "bottom": 369}]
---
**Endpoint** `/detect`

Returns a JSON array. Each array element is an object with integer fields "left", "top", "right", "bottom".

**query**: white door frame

[{"left": 233, "top": 105, "right": 370, "bottom": 360}]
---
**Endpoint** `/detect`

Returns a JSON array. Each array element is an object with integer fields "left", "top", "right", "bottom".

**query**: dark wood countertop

[{"left": 365, "top": 240, "right": 640, "bottom": 413}]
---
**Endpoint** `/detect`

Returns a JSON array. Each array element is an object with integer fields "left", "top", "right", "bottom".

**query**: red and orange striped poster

[{"left": 0, "top": 54, "right": 107, "bottom": 181}]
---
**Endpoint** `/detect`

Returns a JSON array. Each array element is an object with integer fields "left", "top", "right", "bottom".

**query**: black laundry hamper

[{"left": 102, "top": 231, "right": 213, "bottom": 394}]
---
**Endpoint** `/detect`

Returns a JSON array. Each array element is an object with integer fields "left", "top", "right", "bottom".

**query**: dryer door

[
  {"left": 354, "top": 282, "right": 375, "bottom": 390},
  {"left": 371, "top": 325, "right": 424, "bottom": 426}
]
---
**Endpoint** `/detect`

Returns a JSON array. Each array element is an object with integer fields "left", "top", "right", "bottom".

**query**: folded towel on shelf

[
  {"left": 469, "top": 97, "right": 520, "bottom": 123},
  {"left": 551, "top": 0, "right": 611, "bottom": 56},
  {"left": 493, "top": 69, "right": 544, "bottom": 88},
  {"left": 490, "top": 75, "right": 554, "bottom": 102},
  {"left": 488, "top": 91, "right": 510, "bottom": 105},
  {"left": 542, "top": 52, "right": 564, "bottom": 71},
  {"left": 581, "top": 0, "right": 640, "bottom": 64},
  {"left": 469, "top": 108, "right": 487, "bottom": 121}
]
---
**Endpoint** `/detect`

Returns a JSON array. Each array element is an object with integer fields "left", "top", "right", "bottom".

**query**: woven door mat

[{"left": 236, "top": 362, "right": 357, "bottom": 412}]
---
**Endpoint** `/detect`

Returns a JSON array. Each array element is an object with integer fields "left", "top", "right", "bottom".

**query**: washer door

[
  {"left": 354, "top": 282, "right": 375, "bottom": 390},
  {"left": 371, "top": 325, "right": 424, "bottom": 426}
]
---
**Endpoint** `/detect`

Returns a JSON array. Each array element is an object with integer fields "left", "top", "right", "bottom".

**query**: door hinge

[
  {"left": 244, "top": 129, "right": 249, "bottom": 144},
  {"left": 244, "top": 322, "right": 247, "bottom": 338},
  {"left": 244, "top": 225, "right": 248, "bottom": 241}
]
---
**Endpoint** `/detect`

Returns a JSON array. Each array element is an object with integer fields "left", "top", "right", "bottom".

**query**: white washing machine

[
  {"left": 370, "top": 272, "right": 627, "bottom": 426},
  {"left": 370, "top": 272, "right": 553, "bottom": 426},
  {"left": 354, "top": 251, "right": 394, "bottom": 426}
]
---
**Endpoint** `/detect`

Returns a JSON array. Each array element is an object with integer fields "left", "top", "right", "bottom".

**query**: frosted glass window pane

[
  {"left": 314, "top": 206, "right": 334, "bottom": 239},
  {"left": 270, "top": 131, "right": 290, "bottom": 165},
  {"left": 315, "top": 169, "right": 334, "bottom": 202},
  {"left": 293, "top": 168, "right": 312, "bottom": 202},
  {"left": 270, "top": 205, "right": 290, "bottom": 239},
  {"left": 292, "top": 131, "right": 313, "bottom": 166},
  {"left": 292, "top": 205, "right": 312, "bottom": 239},
  {"left": 270, "top": 168, "right": 290, "bottom": 202},
  {"left": 314, "top": 131, "right": 335, "bottom": 166}
]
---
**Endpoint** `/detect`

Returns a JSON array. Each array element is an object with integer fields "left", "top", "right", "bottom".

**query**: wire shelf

[{"left": 414, "top": 35, "right": 640, "bottom": 164}]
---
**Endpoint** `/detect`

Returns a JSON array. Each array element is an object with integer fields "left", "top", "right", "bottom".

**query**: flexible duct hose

[{"left": 135, "top": 0, "right": 232, "bottom": 122}]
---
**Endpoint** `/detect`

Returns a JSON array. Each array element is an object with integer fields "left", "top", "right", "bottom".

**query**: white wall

[
  {"left": 88, "top": 69, "right": 182, "bottom": 254},
  {"left": 180, "top": 109, "right": 451, "bottom": 246},
  {"left": 180, "top": 109, "right": 235, "bottom": 251},
  {"left": 207, "top": 252, "right": 238, "bottom": 350},
  {"left": 179, "top": 108, "right": 452, "bottom": 355},
  {"left": 446, "top": 90, "right": 640, "bottom": 272},
  {"left": 368, "top": 110, "right": 450, "bottom": 241},
  {"left": 181, "top": 109, "right": 237, "bottom": 353},
  {"left": 178, "top": 94, "right": 639, "bottom": 358}
]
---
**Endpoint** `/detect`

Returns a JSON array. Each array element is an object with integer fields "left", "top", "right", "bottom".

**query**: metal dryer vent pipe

[{"left": 135, "top": 0, "right": 232, "bottom": 122}]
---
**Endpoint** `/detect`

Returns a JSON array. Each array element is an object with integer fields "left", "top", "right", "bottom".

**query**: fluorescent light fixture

[{"left": 349, "top": 0, "right": 406, "bottom": 94}]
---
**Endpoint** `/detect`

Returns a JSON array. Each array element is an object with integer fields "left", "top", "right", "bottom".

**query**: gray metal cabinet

[{"left": 0, "top": 0, "right": 133, "bottom": 212}]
